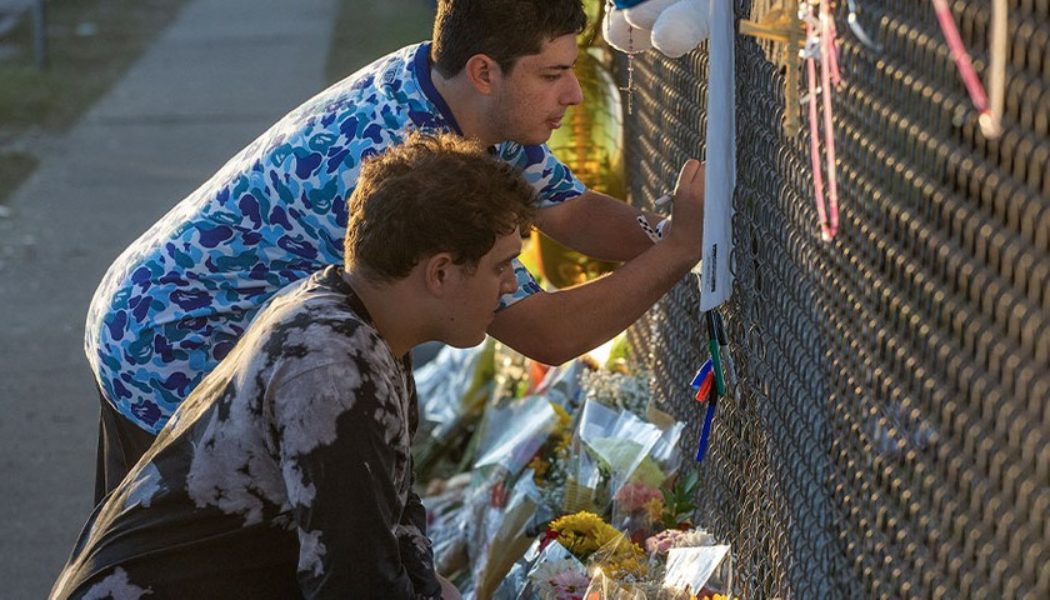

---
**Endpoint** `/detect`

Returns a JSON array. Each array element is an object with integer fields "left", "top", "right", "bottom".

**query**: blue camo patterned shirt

[{"left": 85, "top": 42, "right": 586, "bottom": 434}]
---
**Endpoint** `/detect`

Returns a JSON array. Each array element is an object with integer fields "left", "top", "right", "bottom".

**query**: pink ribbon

[
  {"left": 804, "top": 0, "right": 840, "bottom": 242},
  {"left": 932, "top": 0, "right": 991, "bottom": 115},
  {"left": 819, "top": 0, "right": 839, "bottom": 240}
]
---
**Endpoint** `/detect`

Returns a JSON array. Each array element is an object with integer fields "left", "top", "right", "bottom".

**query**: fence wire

[{"left": 620, "top": 1, "right": 1049, "bottom": 598}]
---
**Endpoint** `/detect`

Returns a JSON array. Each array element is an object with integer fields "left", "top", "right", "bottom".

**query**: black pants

[{"left": 94, "top": 385, "right": 156, "bottom": 504}]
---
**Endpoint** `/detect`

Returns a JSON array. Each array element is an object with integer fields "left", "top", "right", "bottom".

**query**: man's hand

[
  {"left": 488, "top": 158, "right": 708, "bottom": 366},
  {"left": 663, "top": 159, "right": 705, "bottom": 261}
]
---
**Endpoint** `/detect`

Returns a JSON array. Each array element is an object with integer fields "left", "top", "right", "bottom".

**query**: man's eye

[{"left": 543, "top": 74, "right": 560, "bottom": 81}]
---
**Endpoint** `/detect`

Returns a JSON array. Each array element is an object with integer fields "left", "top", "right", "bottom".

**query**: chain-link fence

[{"left": 621, "top": 1, "right": 1049, "bottom": 598}]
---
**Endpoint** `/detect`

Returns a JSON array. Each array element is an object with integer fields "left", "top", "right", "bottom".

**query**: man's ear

[
  {"left": 423, "top": 252, "right": 457, "bottom": 296},
  {"left": 464, "top": 54, "right": 501, "bottom": 95}
]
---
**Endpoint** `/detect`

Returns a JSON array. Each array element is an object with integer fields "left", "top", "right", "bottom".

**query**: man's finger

[{"left": 676, "top": 159, "right": 701, "bottom": 190}]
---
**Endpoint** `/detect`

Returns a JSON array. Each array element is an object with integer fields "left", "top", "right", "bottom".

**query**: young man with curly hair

[{"left": 54, "top": 133, "right": 536, "bottom": 599}]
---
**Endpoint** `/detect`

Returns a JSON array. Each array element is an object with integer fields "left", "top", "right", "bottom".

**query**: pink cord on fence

[
  {"left": 827, "top": 15, "right": 842, "bottom": 86},
  {"left": 805, "top": 10, "right": 831, "bottom": 242},
  {"left": 820, "top": 0, "right": 839, "bottom": 239},
  {"left": 932, "top": 0, "right": 991, "bottom": 115}
]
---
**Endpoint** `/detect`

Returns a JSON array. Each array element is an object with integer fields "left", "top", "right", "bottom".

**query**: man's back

[
  {"left": 84, "top": 40, "right": 581, "bottom": 436},
  {"left": 82, "top": 43, "right": 434, "bottom": 435},
  {"left": 58, "top": 267, "right": 431, "bottom": 598}
]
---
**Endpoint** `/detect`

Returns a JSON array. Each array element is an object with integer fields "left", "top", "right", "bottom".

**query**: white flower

[{"left": 530, "top": 557, "right": 590, "bottom": 600}]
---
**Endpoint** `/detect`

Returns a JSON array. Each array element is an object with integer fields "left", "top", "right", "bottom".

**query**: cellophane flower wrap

[
  {"left": 416, "top": 332, "right": 731, "bottom": 599},
  {"left": 413, "top": 339, "right": 496, "bottom": 480}
]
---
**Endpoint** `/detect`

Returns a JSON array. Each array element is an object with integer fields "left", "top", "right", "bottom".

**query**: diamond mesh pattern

[{"left": 619, "top": 1, "right": 1049, "bottom": 598}]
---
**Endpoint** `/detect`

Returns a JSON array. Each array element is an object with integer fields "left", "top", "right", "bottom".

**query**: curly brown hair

[
  {"left": 431, "top": 0, "right": 587, "bottom": 77},
  {"left": 345, "top": 132, "right": 537, "bottom": 282}
]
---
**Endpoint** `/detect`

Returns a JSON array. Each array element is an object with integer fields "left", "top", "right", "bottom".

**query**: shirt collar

[
  {"left": 414, "top": 42, "right": 463, "bottom": 135},
  {"left": 321, "top": 265, "right": 375, "bottom": 326},
  {"left": 324, "top": 266, "right": 413, "bottom": 369}
]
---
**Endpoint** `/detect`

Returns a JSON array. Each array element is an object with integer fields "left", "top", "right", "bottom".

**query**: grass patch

[
  {"left": 326, "top": 0, "right": 435, "bottom": 84},
  {"left": 0, "top": 0, "right": 186, "bottom": 203}
]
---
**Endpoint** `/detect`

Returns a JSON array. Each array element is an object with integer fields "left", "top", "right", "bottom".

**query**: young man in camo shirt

[{"left": 85, "top": 0, "right": 705, "bottom": 499}]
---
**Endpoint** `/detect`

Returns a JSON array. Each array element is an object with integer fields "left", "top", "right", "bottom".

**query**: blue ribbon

[
  {"left": 695, "top": 398, "right": 718, "bottom": 463},
  {"left": 613, "top": 0, "right": 649, "bottom": 9}
]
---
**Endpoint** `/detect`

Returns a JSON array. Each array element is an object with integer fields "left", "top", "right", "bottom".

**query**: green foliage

[
  {"left": 0, "top": 0, "right": 186, "bottom": 131},
  {"left": 661, "top": 469, "right": 700, "bottom": 529},
  {"left": 325, "top": 0, "right": 434, "bottom": 85},
  {"left": 0, "top": 0, "right": 186, "bottom": 204}
]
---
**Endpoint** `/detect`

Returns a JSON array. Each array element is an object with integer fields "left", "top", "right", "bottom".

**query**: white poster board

[
  {"left": 699, "top": 0, "right": 736, "bottom": 311},
  {"left": 662, "top": 544, "right": 732, "bottom": 594}
]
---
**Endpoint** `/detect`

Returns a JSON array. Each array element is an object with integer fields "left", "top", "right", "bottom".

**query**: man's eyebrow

[{"left": 543, "top": 63, "right": 575, "bottom": 71}]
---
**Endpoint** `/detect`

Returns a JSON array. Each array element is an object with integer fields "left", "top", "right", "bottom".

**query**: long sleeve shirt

[{"left": 54, "top": 266, "right": 441, "bottom": 599}]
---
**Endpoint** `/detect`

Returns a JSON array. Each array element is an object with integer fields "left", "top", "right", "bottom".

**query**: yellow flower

[
  {"left": 595, "top": 535, "right": 648, "bottom": 580},
  {"left": 644, "top": 496, "right": 665, "bottom": 522},
  {"left": 550, "top": 511, "right": 621, "bottom": 559},
  {"left": 551, "top": 512, "right": 649, "bottom": 581},
  {"left": 551, "top": 403, "right": 574, "bottom": 453},
  {"left": 552, "top": 402, "right": 572, "bottom": 427},
  {"left": 599, "top": 552, "right": 648, "bottom": 579},
  {"left": 529, "top": 456, "right": 550, "bottom": 482}
]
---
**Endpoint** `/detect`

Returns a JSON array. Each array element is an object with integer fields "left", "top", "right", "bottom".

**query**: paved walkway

[{"left": 0, "top": 0, "right": 336, "bottom": 595}]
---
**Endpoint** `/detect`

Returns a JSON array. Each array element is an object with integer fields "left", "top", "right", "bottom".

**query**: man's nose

[
  {"left": 563, "top": 72, "right": 583, "bottom": 106},
  {"left": 501, "top": 268, "right": 519, "bottom": 296}
]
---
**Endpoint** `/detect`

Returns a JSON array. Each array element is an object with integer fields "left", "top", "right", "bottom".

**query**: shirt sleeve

[
  {"left": 496, "top": 258, "right": 544, "bottom": 311},
  {"left": 491, "top": 143, "right": 584, "bottom": 308},
  {"left": 395, "top": 463, "right": 440, "bottom": 594},
  {"left": 495, "top": 142, "right": 586, "bottom": 208},
  {"left": 272, "top": 362, "right": 441, "bottom": 599},
  {"left": 396, "top": 365, "right": 441, "bottom": 593}
]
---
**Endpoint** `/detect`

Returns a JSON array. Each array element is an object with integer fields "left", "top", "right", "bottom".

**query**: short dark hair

[
  {"left": 345, "top": 132, "right": 537, "bottom": 282},
  {"left": 431, "top": 0, "right": 587, "bottom": 77}
]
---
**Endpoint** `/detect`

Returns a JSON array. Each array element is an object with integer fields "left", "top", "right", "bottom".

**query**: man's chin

[
  {"left": 509, "top": 130, "right": 553, "bottom": 146},
  {"left": 446, "top": 331, "right": 488, "bottom": 349}
]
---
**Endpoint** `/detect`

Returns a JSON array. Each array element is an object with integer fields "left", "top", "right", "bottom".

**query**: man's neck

[
  {"left": 341, "top": 270, "right": 421, "bottom": 358},
  {"left": 430, "top": 68, "right": 499, "bottom": 147}
]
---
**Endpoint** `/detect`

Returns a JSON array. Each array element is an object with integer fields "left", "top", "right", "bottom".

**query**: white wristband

[{"left": 637, "top": 216, "right": 671, "bottom": 243}]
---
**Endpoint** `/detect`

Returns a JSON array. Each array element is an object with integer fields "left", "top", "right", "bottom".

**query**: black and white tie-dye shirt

[{"left": 53, "top": 266, "right": 441, "bottom": 599}]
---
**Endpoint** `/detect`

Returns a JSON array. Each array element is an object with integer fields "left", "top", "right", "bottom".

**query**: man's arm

[
  {"left": 273, "top": 362, "right": 442, "bottom": 599},
  {"left": 534, "top": 189, "right": 664, "bottom": 262},
  {"left": 396, "top": 459, "right": 448, "bottom": 596},
  {"left": 489, "top": 160, "right": 704, "bottom": 365}
]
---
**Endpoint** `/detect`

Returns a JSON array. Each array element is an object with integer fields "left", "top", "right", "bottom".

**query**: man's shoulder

[
  {"left": 269, "top": 41, "right": 435, "bottom": 159},
  {"left": 255, "top": 273, "right": 392, "bottom": 377},
  {"left": 318, "top": 42, "right": 427, "bottom": 107}
]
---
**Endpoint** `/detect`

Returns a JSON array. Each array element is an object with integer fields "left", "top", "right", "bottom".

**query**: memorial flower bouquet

[
  {"left": 530, "top": 556, "right": 591, "bottom": 600},
  {"left": 546, "top": 511, "right": 648, "bottom": 581}
]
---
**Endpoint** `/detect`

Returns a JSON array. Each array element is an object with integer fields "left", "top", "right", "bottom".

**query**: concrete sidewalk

[{"left": 0, "top": 0, "right": 336, "bottom": 596}]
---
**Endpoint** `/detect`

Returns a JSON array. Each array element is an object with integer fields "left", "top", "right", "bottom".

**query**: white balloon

[
  {"left": 622, "top": 0, "right": 679, "bottom": 30},
  {"left": 652, "top": 0, "right": 710, "bottom": 58},
  {"left": 603, "top": 8, "right": 653, "bottom": 54}
]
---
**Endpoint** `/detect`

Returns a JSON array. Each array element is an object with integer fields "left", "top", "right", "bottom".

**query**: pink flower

[
  {"left": 644, "top": 528, "right": 685, "bottom": 555},
  {"left": 550, "top": 569, "right": 590, "bottom": 599},
  {"left": 614, "top": 482, "right": 662, "bottom": 513}
]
